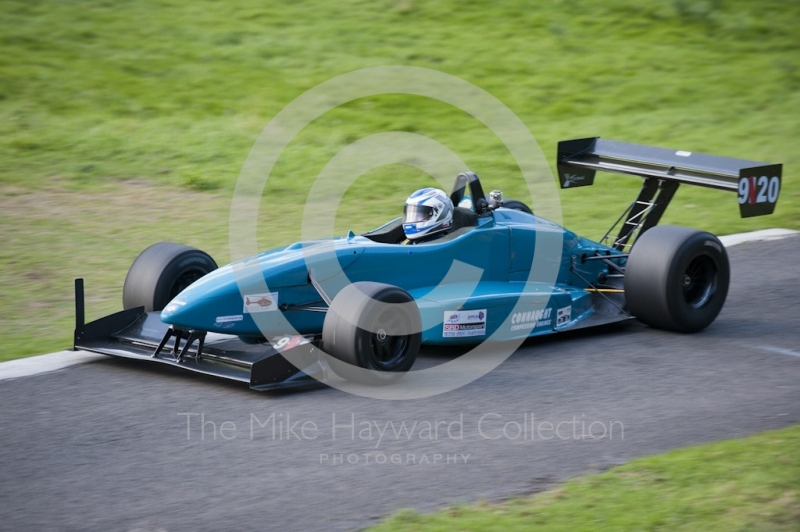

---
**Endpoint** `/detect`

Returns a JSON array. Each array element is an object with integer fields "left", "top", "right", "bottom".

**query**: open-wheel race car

[{"left": 74, "top": 138, "right": 782, "bottom": 391}]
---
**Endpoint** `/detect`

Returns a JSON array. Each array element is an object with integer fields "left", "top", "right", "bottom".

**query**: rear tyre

[
  {"left": 322, "top": 282, "right": 421, "bottom": 383},
  {"left": 502, "top": 199, "right": 533, "bottom": 214},
  {"left": 624, "top": 226, "right": 729, "bottom": 333},
  {"left": 122, "top": 242, "right": 217, "bottom": 312}
]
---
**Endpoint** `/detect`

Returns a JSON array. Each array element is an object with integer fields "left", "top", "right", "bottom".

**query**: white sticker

[
  {"left": 675, "top": 150, "right": 692, "bottom": 157},
  {"left": 243, "top": 292, "right": 279, "bottom": 313},
  {"left": 164, "top": 300, "right": 187, "bottom": 313},
  {"left": 270, "top": 335, "right": 311, "bottom": 352},
  {"left": 510, "top": 308, "right": 552, "bottom": 331},
  {"left": 556, "top": 306, "right": 572, "bottom": 326},
  {"left": 738, "top": 175, "right": 780, "bottom": 206},
  {"left": 443, "top": 309, "right": 487, "bottom": 338},
  {"left": 215, "top": 314, "right": 243, "bottom": 323}
]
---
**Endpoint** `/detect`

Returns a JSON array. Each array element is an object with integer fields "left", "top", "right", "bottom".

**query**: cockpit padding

[{"left": 362, "top": 218, "right": 406, "bottom": 244}]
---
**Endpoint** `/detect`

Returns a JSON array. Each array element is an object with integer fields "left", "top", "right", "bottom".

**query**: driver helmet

[{"left": 403, "top": 188, "right": 453, "bottom": 240}]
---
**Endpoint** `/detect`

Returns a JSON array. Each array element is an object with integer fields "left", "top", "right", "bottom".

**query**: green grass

[
  {"left": 0, "top": 0, "right": 799, "bottom": 360},
  {"left": 369, "top": 424, "right": 800, "bottom": 531}
]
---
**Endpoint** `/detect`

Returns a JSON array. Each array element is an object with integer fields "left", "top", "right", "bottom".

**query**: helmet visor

[{"left": 403, "top": 204, "right": 434, "bottom": 224}]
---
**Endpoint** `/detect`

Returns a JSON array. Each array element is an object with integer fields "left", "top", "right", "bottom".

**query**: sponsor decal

[
  {"left": 510, "top": 308, "right": 552, "bottom": 331},
  {"left": 704, "top": 240, "right": 722, "bottom": 253},
  {"left": 442, "top": 309, "right": 487, "bottom": 338},
  {"left": 270, "top": 335, "right": 311, "bottom": 353},
  {"left": 243, "top": 292, "right": 279, "bottom": 313},
  {"left": 164, "top": 300, "right": 187, "bottom": 313},
  {"left": 215, "top": 314, "right": 243, "bottom": 323},
  {"left": 215, "top": 315, "right": 243, "bottom": 328},
  {"left": 556, "top": 305, "right": 572, "bottom": 326},
  {"left": 562, "top": 173, "right": 586, "bottom": 188},
  {"left": 675, "top": 150, "right": 692, "bottom": 157}
]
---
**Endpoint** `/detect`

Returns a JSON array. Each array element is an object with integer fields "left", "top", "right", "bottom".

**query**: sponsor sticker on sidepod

[
  {"left": 556, "top": 305, "right": 572, "bottom": 326},
  {"left": 510, "top": 307, "right": 552, "bottom": 331},
  {"left": 443, "top": 309, "right": 487, "bottom": 338}
]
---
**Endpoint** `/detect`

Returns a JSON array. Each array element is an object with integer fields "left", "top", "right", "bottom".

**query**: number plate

[{"left": 738, "top": 165, "right": 782, "bottom": 218}]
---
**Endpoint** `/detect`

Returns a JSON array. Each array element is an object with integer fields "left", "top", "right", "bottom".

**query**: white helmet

[{"left": 403, "top": 188, "right": 453, "bottom": 240}]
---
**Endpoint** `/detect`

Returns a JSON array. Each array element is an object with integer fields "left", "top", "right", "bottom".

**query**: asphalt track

[{"left": 1, "top": 236, "right": 799, "bottom": 532}]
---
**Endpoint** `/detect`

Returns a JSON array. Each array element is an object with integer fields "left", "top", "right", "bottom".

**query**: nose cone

[
  {"left": 158, "top": 255, "right": 306, "bottom": 336},
  {"left": 159, "top": 264, "right": 259, "bottom": 333},
  {"left": 160, "top": 297, "right": 219, "bottom": 330},
  {"left": 159, "top": 239, "right": 364, "bottom": 335}
]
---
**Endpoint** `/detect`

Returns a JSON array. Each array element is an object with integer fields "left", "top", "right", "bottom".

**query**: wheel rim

[
  {"left": 168, "top": 269, "right": 206, "bottom": 301},
  {"left": 368, "top": 308, "right": 411, "bottom": 370},
  {"left": 682, "top": 255, "right": 717, "bottom": 309}
]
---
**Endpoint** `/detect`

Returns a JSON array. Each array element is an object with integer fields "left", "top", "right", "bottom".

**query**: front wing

[{"left": 74, "top": 281, "right": 326, "bottom": 391}]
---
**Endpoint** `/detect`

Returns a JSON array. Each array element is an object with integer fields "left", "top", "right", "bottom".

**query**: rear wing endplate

[{"left": 557, "top": 137, "right": 782, "bottom": 218}]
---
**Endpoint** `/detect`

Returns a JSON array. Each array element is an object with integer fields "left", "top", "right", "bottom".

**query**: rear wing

[
  {"left": 557, "top": 137, "right": 782, "bottom": 219},
  {"left": 556, "top": 137, "right": 783, "bottom": 250}
]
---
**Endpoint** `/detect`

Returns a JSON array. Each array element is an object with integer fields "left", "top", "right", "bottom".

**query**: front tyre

[
  {"left": 122, "top": 242, "right": 217, "bottom": 312},
  {"left": 322, "top": 282, "right": 421, "bottom": 382},
  {"left": 624, "top": 226, "right": 730, "bottom": 333}
]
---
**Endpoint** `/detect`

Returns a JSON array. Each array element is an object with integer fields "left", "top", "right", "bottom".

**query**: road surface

[{"left": 0, "top": 236, "right": 798, "bottom": 531}]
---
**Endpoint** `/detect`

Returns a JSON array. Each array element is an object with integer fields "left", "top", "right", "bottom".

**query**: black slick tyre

[
  {"left": 322, "top": 282, "right": 421, "bottom": 382},
  {"left": 122, "top": 242, "right": 217, "bottom": 312},
  {"left": 501, "top": 199, "right": 533, "bottom": 214},
  {"left": 624, "top": 225, "right": 730, "bottom": 333}
]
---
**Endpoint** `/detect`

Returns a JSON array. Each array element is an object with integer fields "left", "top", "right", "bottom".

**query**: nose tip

[{"left": 160, "top": 300, "right": 189, "bottom": 324}]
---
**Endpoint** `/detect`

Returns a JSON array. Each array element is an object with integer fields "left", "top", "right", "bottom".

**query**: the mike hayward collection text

[{"left": 178, "top": 412, "right": 624, "bottom": 444}]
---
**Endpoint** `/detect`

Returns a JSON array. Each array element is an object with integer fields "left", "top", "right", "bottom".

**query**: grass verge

[
  {"left": 369, "top": 424, "right": 800, "bottom": 531},
  {"left": 1, "top": 0, "right": 798, "bottom": 359}
]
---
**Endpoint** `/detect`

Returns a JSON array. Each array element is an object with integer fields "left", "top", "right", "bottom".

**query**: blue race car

[{"left": 74, "top": 138, "right": 782, "bottom": 390}]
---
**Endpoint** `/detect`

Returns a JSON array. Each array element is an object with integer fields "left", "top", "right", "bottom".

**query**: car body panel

[{"left": 160, "top": 208, "right": 619, "bottom": 345}]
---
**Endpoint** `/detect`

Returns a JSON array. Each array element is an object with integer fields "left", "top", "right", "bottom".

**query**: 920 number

[{"left": 738, "top": 175, "right": 779, "bottom": 205}]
